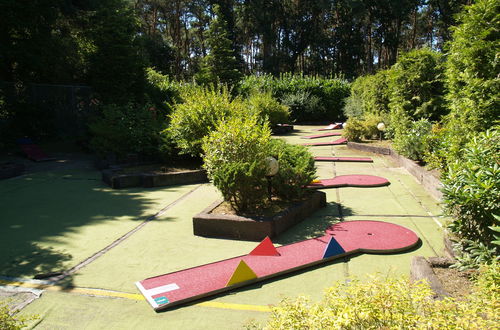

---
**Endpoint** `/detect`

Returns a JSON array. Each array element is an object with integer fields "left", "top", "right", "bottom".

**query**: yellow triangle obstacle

[{"left": 226, "top": 260, "right": 257, "bottom": 287}]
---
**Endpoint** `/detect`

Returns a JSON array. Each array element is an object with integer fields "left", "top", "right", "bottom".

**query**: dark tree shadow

[{"left": 0, "top": 172, "right": 181, "bottom": 284}]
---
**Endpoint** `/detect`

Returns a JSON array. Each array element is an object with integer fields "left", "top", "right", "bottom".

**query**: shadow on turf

[
  {"left": 274, "top": 202, "right": 353, "bottom": 245},
  {"left": 1, "top": 242, "right": 73, "bottom": 279},
  {"left": 0, "top": 175, "right": 181, "bottom": 281}
]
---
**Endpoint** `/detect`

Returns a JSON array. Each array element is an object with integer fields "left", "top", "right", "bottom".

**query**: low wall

[
  {"left": 193, "top": 191, "right": 327, "bottom": 241},
  {"left": 347, "top": 142, "right": 443, "bottom": 201},
  {"left": 102, "top": 169, "right": 208, "bottom": 189}
]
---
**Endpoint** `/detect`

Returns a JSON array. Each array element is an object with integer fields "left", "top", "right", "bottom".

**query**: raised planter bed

[
  {"left": 272, "top": 124, "right": 294, "bottom": 135},
  {"left": 0, "top": 162, "right": 25, "bottom": 179},
  {"left": 193, "top": 190, "right": 327, "bottom": 241},
  {"left": 347, "top": 142, "right": 443, "bottom": 200},
  {"left": 102, "top": 168, "right": 208, "bottom": 189}
]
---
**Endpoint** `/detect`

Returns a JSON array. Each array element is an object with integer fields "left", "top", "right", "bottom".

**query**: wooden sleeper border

[{"left": 193, "top": 190, "right": 327, "bottom": 241}]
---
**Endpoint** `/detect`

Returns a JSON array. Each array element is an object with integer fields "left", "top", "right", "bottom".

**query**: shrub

[
  {"left": 246, "top": 92, "right": 290, "bottom": 126},
  {"left": 361, "top": 113, "right": 386, "bottom": 140},
  {"left": 268, "top": 139, "right": 316, "bottom": 200},
  {"left": 167, "top": 86, "right": 245, "bottom": 157},
  {"left": 1, "top": 302, "right": 37, "bottom": 330},
  {"left": 441, "top": 129, "right": 500, "bottom": 267},
  {"left": 344, "top": 70, "right": 390, "bottom": 119},
  {"left": 89, "top": 103, "right": 164, "bottom": 159},
  {"left": 388, "top": 48, "right": 447, "bottom": 122},
  {"left": 392, "top": 118, "right": 433, "bottom": 161},
  {"left": 144, "top": 67, "right": 181, "bottom": 115},
  {"left": 202, "top": 114, "right": 271, "bottom": 212},
  {"left": 280, "top": 90, "right": 322, "bottom": 122},
  {"left": 342, "top": 117, "right": 365, "bottom": 142},
  {"left": 441, "top": 0, "right": 500, "bottom": 164},
  {"left": 239, "top": 74, "right": 350, "bottom": 122},
  {"left": 257, "top": 272, "right": 499, "bottom": 329},
  {"left": 422, "top": 123, "right": 450, "bottom": 170},
  {"left": 342, "top": 113, "right": 386, "bottom": 142}
]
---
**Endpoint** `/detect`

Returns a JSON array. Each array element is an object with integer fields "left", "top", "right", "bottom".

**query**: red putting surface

[
  {"left": 20, "top": 144, "right": 54, "bottom": 162},
  {"left": 302, "top": 137, "right": 347, "bottom": 146},
  {"left": 317, "top": 123, "right": 342, "bottom": 131},
  {"left": 307, "top": 175, "right": 390, "bottom": 189},
  {"left": 136, "top": 221, "right": 417, "bottom": 311},
  {"left": 314, "top": 156, "right": 373, "bottom": 163},
  {"left": 301, "top": 132, "right": 342, "bottom": 139}
]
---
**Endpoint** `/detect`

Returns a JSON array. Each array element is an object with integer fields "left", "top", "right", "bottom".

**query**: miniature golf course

[
  {"left": 1, "top": 125, "right": 446, "bottom": 329},
  {"left": 138, "top": 221, "right": 419, "bottom": 311}
]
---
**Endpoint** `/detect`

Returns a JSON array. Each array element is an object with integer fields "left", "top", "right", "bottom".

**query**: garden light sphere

[
  {"left": 342, "top": 122, "right": 348, "bottom": 129},
  {"left": 265, "top": 156, "right": 279, "bottom": 177},
  {"left": 377, "top": 122, "right": 386, "bottom": 131}
]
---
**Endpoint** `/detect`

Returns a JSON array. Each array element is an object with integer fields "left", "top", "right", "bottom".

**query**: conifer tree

[{"left": 195, "top": 5, "right": 242, "bottom": 87}]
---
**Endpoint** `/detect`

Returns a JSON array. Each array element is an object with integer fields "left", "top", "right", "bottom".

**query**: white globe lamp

[
  {"left": 377, "top": 122, "right": 386, "bottom": 141},
  {"left": 265, "top": 156, "right": 279, "bottom": 202}
]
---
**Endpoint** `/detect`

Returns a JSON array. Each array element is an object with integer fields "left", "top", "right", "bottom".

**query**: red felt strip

[
  {"left": 301, "top": 132, "right": 342, "bottom": 139},
  {"left": 317, "top": 123, "right": 342, "bottom": 131},
  {"left": 314, "top": 157, "right": 373, "bottom": 163},
  {"left": 307, "top": 175, "right": 389, "bottom": 189},
  {"left": 302, "top": 137, "right": 347, "bottom": 146}
]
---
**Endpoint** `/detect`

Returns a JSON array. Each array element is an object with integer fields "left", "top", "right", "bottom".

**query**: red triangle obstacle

[{"left": 249, "top": 236, "right": 280, "bottom": 256}]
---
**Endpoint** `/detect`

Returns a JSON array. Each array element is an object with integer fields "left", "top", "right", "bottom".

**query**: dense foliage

[
  {"left": 166, "top": 87, "right": 244, "bottom": 157},
  {"left": 392, "top": 119, "right": 433, "bottom": 161},
  {"left": 203, "top": 116, "right": 316, "bottom": 212},
  {"left": 438, "top": 0, "right": 500, "bottom": 166},
  {"left": 89, "top": 103, "right": 164, "bottom": 159},
  {"left": 195, "top": 5, "right": 242, "bottom": 87},
  {"left": 202, "top": 114, "right": 271, "bottom": 212},
  {"left": 240, "top": 74, "right": 350, "bottom": 122},
  {"left": 256, "top": 266, "right": 499, "bottom": 329},
  {"left": 340, "top": 0, "right": 499, "bottom": 268},
  {"left": 245, "top": 92, "right": 290, "bottom": 126},
  {"left": 268, "top": 139, "right": 317, "bottom": 201},
  {"left": 343, "top": 114, "right": 385, "bottom": 142},
  {"left": 343, "top": 70, "right": 390, "bottom": 118},
  {"left": 388, "top": 48, "right": 447, "bottom": 121},
  {"left": 442, "top": 130, "right": 500, "bottom": 269}
]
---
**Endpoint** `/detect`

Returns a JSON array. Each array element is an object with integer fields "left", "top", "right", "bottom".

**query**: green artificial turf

[
  {"left": 0, "top": 170, "right": 201, "bottom": 279},
  {"left": 5, "top": 125, "right": 447, "bottom": 329}
]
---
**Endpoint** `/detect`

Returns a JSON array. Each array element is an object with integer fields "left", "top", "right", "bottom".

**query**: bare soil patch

[{"left": 432, "top": 267, "right": 475, "bottom": 299}]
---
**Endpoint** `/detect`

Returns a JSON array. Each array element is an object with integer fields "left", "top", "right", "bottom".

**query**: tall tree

[
  {"left": 195, "top": 4, "right": 243, "bottom": 86},
  {"left": 88, "top": 0, "right": 146, "bottom": 104}
]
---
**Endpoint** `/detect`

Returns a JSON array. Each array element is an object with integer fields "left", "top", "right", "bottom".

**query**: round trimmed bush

[{"left": 202, "top": 114, "right": 271, "bottom": 212}]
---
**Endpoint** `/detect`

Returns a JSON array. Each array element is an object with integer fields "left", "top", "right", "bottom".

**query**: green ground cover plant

[{"left": 254, "top": 263, "right": 499, "bottom": 329}]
